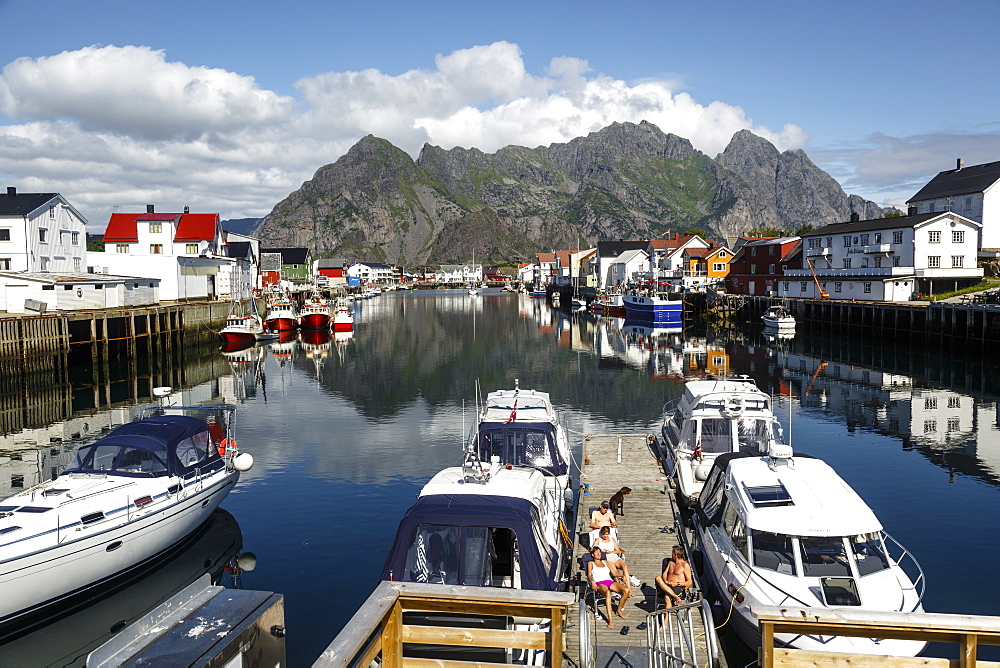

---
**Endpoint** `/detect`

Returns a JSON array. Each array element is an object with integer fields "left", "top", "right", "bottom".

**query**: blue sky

[{"left": 1, "top": 0, "right": 998, "bottom": 229}]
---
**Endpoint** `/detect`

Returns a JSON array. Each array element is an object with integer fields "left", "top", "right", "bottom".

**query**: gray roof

[
  {"left": 597, "top": 240, "right": 649, "bottom": 257},
  {"left": 261, "top": 247, "right": 308, "bottom": 264},
  {"left": 0, "top": 192, "right": 59, "bottom": 216},
  {"left": 225, "top": 241, "right": 254, "bottom": 259},
  {"left": 317, "top": 258, "right": 345, "bottom": 269},
  {"left": 806, "top": 212, "right": 941, "bottom": 237},
  {"left": 0, "top": 271, "right": 160, "bottom": 284},
  {"left": 260, "top": 253, "right": 283, "bottom": 271},
  {"left": 908, "top": 160, "right": 1000, "bottom": 202}
]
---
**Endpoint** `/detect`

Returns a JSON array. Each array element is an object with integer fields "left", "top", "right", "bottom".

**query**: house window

[
  {"left": 186, "top": 243, "right": 199, "bottom": 254},
  {"left": 149, "top": 222, "right": 162, "bottom": 233},
  {"left": 71, "top": 231, "right": 79, "bottom": 245},
  {"left": 0, "top": 258, "right": 9, "bottom": 270},
  {"left": 751, "top": 247, "right": 757, "bottom": 256},
  {"left": 925, "top": 396, "right": 937, "bottom": 409},
  {"left": 928, "top": 256, "right": 940, "bottom": 268},
  {"left": 948, "top": 397, "right": 961, "bottom": 409},
  {"left": 860, "top": 234, "right": 869, "bottom": 245},
  {"left": 713, "top": 263, "right": 725, "bottom": 272},
  {"left": 864, "top": 282, "right": 872, "bottom": 293},
  {"left": 0, "top": 229, "right": 9, "bottom": 241},
  {"left": 964, "top": 197, "right": 972, "bottom": 210},
  {"left": 768, "top": 264, "right": 775, "bottom": 274},
  {"left": 783, "top": 281, "right": 789, "bottom": 291},
  {"left": 861, "top": 259, "right": 869, "bottom": 268},
  {"left": 74, "top": 258, "right": 81, "bottom": 271},
  {"left": 39, "top": 228, "right": 47, "bottom": 243},
  {"left": 719, "top": 251, "right": 727, "bottom": 258},
  {"left": 49, "top": 205, "right": 56, "bottom": 219},
  {"left": 40, "top": 257, "right": 49, "bottom": 271},
  {"left": 875, "top": 233, "right": 881, "bottom": 243},
  {"left": 924, "top": 420, "right": 937, "bottom": 433},
  {"left": 826, "top": 237, "right": 832, "bottom": 247},
  {"left": 769, "top": 245, "right": 776, "bottom": 255},
  {"left": 843, "top": 235, "right": 851, "bottom": 247},
  {"left": 843, "top": 258, "right": 851, "bottom": 269},
  {"left": 893, "top": 256, "right": 900, "bottom": 267},
  {"left": 874, "top": 257, "right": 882, "bottom": 268},
  {"left": 293, "top": 264, "right": 298, "bottom": 269},
  {"left": 809, "top": 238, "right": 821, "bottom": 249},
  {"left": 952, "top": 256, "right": 963, "bottom": 268},
  {"left": 929, "top": 231, "right": 940, "bottom": 243},
  {"left": 835, "top": 282, "right": 842, "bottom": 293},
  {"left": 750, "top": 265, "right": 757, "bottom": 274},
  {"left": 116, "top": 244, "right": 129, "bottom": 253},
  {"left": 952, "top": 230, "right": 964, "bottom": 243},
  {"left": 893, "top": 231, "right": 903, "bottom": 244},
  {"left": 150, "top": 244, "right": 163, "bottom": 254},
  {"left": 42, "top": 284, "right": 55, "bottom": 291},
  {"left": 800, "top": 282, "right": 807, "bottom": 292},
  {"left": 947, "top": 418, "right": 961, "bottom": 432}
]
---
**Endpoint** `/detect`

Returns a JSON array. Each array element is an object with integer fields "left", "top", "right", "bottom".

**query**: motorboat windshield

[
  {"left": 475, "top": 422, "right": 566, "bottom": 476},
  {"left": 674, "top": 416, "right": 781, "bottom": 455}
]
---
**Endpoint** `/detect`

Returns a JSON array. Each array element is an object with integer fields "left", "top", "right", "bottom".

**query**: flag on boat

[
  {"left": 693, "top": 440, "right": 702, "bottom": 460},
  {"left": 503, "top": 400, "right": 517, "bottom": 424}
]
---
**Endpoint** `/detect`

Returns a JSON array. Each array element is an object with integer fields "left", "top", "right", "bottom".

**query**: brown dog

[{"left": 609, "top": 486, "right": 632, "bottom": 516}]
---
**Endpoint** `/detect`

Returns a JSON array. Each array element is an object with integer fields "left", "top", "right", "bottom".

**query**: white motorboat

[
  {"left": 0, "top": 401, "right": 254, "bottom": 632},
  {"left": 656, "top": 377, "right": 786, "bottom": 506},
  {"left": 692, "top": 449, "right": 926, "bottom": 656},
  {"left": 762, "top": 306, "right": 796, "bottom": 331},
  {"left": 332, "top": 300, "right": 354, "bottom": 331}
]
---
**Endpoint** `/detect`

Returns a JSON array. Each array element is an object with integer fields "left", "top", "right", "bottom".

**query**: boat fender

[
  {"left": 233, "top": 452, "right": 254, "bottom": 472},
  {"left": 218, "top": 437, "right": 237, "bottom": 457},
  {"left": 236, "top": 551, "right": 257, "bottom": 571},
  {"left": 695, "top": 460, "right": 713, "bottom": 481}
]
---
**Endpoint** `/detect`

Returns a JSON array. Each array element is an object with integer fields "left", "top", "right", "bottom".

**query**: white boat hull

[{"left": 0, "top": 472, "right": 237, "bottom": 629}]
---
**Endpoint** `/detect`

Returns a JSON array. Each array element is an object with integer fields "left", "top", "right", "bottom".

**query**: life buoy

[
  {"left": 218, "top": 437, "right": 237, "bottom": 457},
  {"left": 722, "top": 396, "right": 744, "bottom": 417}
]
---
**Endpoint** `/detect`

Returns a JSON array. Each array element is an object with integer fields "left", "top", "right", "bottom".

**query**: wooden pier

[{"left": 568, "top": 433, "right": 725, "bottom": 668}]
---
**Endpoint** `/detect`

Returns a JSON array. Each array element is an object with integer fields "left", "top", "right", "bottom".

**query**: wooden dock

[{"left": 567, "top": 433, "right": 725, "bottom": 667}]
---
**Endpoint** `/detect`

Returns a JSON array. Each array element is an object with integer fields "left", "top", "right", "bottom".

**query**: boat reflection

[{"left": 0, "top": 508, "right": 250, "bottom": 667}]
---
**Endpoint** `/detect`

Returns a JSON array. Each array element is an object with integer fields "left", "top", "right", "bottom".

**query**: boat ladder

[{"left": 646, "top": 599, "right": 722, "bottom": 668}]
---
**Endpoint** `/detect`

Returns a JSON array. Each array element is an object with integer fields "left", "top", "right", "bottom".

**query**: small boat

[
  {"left": 692, "top": 448, "right": 926, "bottom": 656},
  {"left": 219, "top": 301, "right": 278, "bottom": 343},
  {"left": 467, "top": 284, "right": 480, "bottom": 296},
  {"left": 762, "top": 305, "right": 796, "bottom": 331},
  {"left": 0, "top": 399, "right": 254, "bottom": 633},
  {"left": 263, "top": 296, "right": 298, "bottom": 331},
  {"left": 299, "top": 293, "right": 332, "bottom": 329},
  {"left": 656, "top": 377, "right": 786, "bottom": 506},
  {"left": 622, "top": 288, "right": 682, "bottom": 324},
  {"left": 332, "top": 300, "right": 354, "bottom": 332}
]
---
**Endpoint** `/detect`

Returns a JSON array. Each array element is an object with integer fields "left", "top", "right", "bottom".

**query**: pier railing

[
  {"left": 756, "top": 605, "right": 1000, "bottom": 667},
  {"left": 313, "top": 582, "right": 575, "bottom": 668},
  {"left": 646, "top": 599, "right": 721, "bottom": 668}
]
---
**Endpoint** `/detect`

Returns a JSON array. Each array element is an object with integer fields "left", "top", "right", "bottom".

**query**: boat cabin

[
  {"left": 665, "top": 380, "right": 782, "bottom": 456},
  {"left": 474, "top": 387, "right": 569, "bottom": 477}
]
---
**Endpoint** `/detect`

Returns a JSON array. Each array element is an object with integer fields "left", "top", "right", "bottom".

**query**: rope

[{"left": 714, "top": 563, "right": 753, "bottom": 630}]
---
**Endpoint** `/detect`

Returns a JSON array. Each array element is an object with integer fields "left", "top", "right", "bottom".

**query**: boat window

[
  {"left": 66, "top": 444, "right": 168, "bottom": 476},
  {"left": 678, "top": 421, "right": 697, "bottom": 449},
  {"left": 81, "top": 511, "right": 105, "bottom": 524},
  {"left": 478, "top": 425, "right": 564, "bottom": 475},
  {"left": 723, "top": 504, "right": 748, "bottom": 558},
  {"left": 751, "top": 530, "right": 797, "bottom": 575},
  {"left": 0, "top": 506, "right": 18, "bottom": 513},
  {"left": 851, "top": 533, "right": 890, "bottom": 575},
  {"left": 175, "top": 437, "right": 203, "bottom": 468},
  {"left": 699, "top": 418, "right": 734, "bottom": 454},
  {"left": 0, "top": 526, "right": 21, "bottom": 535},
  {"left": 460, "top": 527, "right": 493, "bottom": 586},
  {"left": 699, "top": 468, "right": 727, "bottom": 520},
  {"left": 799, "top": 536, "right": 852, "bottom": 577},
  {"left": 403, "top": 525, "right": 460, "bottom": 585},
  {"left": 117, "top": 447, "right": 168, "bottom": 474},
  {"left": 736, "top": 418, "right": 773, "bottom": 454},
  {"left": 743, "top": 482, "right": 793, "bottom": 507},
  {"left": 16, "top": 506, "right": 52, "bottom": 513}
]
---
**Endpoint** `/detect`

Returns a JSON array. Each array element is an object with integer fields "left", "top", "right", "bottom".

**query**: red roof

[
  {"left": 536, "top": 252, "right": 556, "bottom": 263},
  {"left": 102, "top": 212, "right": 219, "bottom": 243}
]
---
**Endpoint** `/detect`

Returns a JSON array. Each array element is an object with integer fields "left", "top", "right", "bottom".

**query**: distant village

[{"left": 0, "top": 158, "right": 997, "bottom": 314}]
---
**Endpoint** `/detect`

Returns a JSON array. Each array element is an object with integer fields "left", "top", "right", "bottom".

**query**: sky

[{"left": 1, "top": 0, "right": 999, "bottom": 232}]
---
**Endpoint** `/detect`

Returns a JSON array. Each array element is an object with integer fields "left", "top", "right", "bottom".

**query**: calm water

[{"left": 1, "top": 290, "right": 999, "bottom": 666}]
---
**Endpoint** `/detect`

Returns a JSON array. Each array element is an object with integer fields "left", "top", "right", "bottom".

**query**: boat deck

[{"left": 566, "top": 433, "right": 726, "bottom": 667}]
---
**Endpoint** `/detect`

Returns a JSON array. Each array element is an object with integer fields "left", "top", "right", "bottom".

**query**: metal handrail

[
  {"left": 645, "top": 599, "right": 719, "bottom": 668},
  {"left": 883, "top": 531, "right": 926, "bottom": 610}
]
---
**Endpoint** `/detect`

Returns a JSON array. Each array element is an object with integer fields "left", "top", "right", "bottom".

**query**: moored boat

[
  {"left": 0, "top": 400, "right": 254, "bottom": 633},
  {"left": 299, "top": 293, "right": 332, "bottom": 329},
  {"left": 762, "top": 305, "right": 796, "bottom": 331},
  {"left": 332, "top": 300, "right": 354, "bottom": 331},
  {"left": 219, "top": 301, "right": 277, "bottom": 343},
  {"left": 692, "top": 449, "right": 926, "bottom": 656},
  {"left": 263, "top": 296, "right": 299, "bottom": 331},
  {"left": 622, "top": 289, "right": 682, "bottom": 324},
  {"left": 657, "top": 377, "right": 786, "bottom": 506}
]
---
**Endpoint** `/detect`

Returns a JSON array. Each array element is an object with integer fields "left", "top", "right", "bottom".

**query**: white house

[
  {"left": 347, "top": 262, "right": 396, "bottom": 285},
  {"left": 907, "top": 159, "right": 1000, "bottom": 251},
  {"left": 594, "top": 241, "right": 648, "bottom": 289},
  {"left": 782, "top": 212, "right": 983, "bottom": 301},
  {"left": 90, "top": 206, "right": 229, "bottom": 301},
  {"left": 0, "top": 272, "right": 159, "bottom": 314},
  {"left": 0, "top": 187, "right": 87, "bottom": 273},
  {"left": 607, "top": 248, "right": 650, "bottom": 287},
  {"left": 435, "top": 264, "right": 482, "bottom": 283}
]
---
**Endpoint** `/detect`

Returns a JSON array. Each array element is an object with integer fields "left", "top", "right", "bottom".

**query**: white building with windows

[
  {"left": 435, "top": 264, "right": 482, "bottom": 283},
  {"left": 782, "top": 212, "right": 983, "bottom": 301},
  {"left": 348, "top": 262, "right": 396, "bottom": 284},
  {"left": 907, "top": 159, "right": 1000, "bottom": 250},
  {"left": 0, "top": 187, "right": 87, "bottom": 274}
]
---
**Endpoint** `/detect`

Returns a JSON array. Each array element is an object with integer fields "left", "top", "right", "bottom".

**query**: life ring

[
  {"left": 218, "top": 438, "right": 237, "bottom": 457},
  {"left": 722, "top": 395, "right": 745, "bottom": 417}
]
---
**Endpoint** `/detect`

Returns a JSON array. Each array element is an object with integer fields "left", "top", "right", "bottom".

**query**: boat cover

[
  {"left": 63, "top": 415, "right": 223, "bottom": 478},
  {"left": 381, "top": 494, "right": 559, "bottom": 591},
  {"left": 475, "top": 421, "right": 567, "bottom": 476}
]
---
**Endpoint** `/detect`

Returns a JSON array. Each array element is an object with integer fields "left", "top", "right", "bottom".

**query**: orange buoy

[{"left": 218, "top": 437, "right": 237, "bottom": 457}]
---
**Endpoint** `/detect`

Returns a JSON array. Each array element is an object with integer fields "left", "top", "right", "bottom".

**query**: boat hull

[
  {"left": 0, "top": 472, "right": 238, "bottom": 632},
  {"left": 218, "top": 329, "right": 256, "bottom": 343},
  {"left": 622, "top": 294, "right": 682, "bottom": 323},
  {"left": 299, "top": 313, "right": 330, "bottom": 329},
  {"left": 332, "top": 320, "right": 353, "bottom": 332},
  {"left": 264, "top": 317, "right": 298, "bottom": 331}
]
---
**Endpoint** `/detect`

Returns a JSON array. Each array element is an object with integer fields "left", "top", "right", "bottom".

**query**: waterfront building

[
  {"left": 261, "top": 247, "right": 311, "bottom": 285},
  {"left": 594, "top": 241, "right": 647, "bottom": 289},
  {"left": 0, "top": 187, "right": 88, "bottom": 274},
  {"left": 606, "top": 248, "right": 649, "bottom": 287},
  {"left": 222, "top": 241, "right": 256, "bottom": 300},
  {"left": 783, "top": 212, "right": 983, "bottom": 301},
  {"left": 0, "top": 271, "right": 160, "bottom": 313},
  {"left": 724, "top": 237, "right": 801, "bottom": 296},
  {"left": 552, "top": 248, "right": 597, "bottom": 288},
  {"left": 434, "top": 263, "right": 481, "bottom": 284},
  {"left": 348, "top": 261, "right": 395, "bottom": 286},
  {"left": 315, "top": 258, "right": 347, "bottom": 286},
  {"left": 225, "top": 231, "right": 262, "bottom": 290},
  {"left": 907, "top": 158, "right": 1000, "bottom": 251}
]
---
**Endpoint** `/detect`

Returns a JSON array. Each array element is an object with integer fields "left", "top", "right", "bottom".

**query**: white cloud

[{"left": 0, "top": 42, "right": 813, "bottom": 227}]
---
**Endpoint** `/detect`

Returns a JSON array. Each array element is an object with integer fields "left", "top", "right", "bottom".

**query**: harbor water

[{"left": 1, "top": 290, "right": 999, "bottom": 666}]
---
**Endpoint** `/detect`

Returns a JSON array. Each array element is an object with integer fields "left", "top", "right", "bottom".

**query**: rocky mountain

[{"left": 255, "top": 121, "right": 887, "bottom": 265}]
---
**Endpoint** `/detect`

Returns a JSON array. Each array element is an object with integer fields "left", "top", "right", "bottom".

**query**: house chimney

[
  {"left": 146, "top": 204, "right": 154, "bottom": 214},
  {"left": 850, "top": 212, "right": 860, "bottom": 222},
  {"left": 6, "top": 187, "right": 14, "bottom": 196},
  {"left": 183, "top": 205, "right": 190, "bottom": 214},
  {"left": 957, "top": 158, "right": 964, "bottom": 171}
]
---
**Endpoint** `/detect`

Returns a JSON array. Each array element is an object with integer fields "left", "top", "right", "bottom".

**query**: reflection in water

[{"left": 0, "top": 509, "right": 246, "bottom": 667}]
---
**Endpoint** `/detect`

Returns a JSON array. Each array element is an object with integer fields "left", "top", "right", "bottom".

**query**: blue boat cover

[{"left": 381, "top": 494, "right": 560, "bottom": 591}]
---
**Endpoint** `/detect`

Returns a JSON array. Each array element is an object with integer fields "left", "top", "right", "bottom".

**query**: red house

[{"left": 724, "top": 237, "right": 801, "bottom": 296}]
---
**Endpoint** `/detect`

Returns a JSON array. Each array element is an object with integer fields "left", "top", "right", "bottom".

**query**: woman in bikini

[
  {"left": 587, "top": 545, "right": 631, "bottom": 628},
  {"left": 595, "top": 525, "right": 635, "bottom": 585}
]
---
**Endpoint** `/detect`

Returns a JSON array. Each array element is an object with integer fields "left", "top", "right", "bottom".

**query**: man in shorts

[{"left": 655, "top": 544, "right": 692, "bottom": 608}]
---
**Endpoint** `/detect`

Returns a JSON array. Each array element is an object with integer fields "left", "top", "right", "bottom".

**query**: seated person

[
  {"left": 593, "top": 525, "right": 635, "bottom": 585},
  {"left": 589, "top": 500, "right": 618, "bottom": 543},
  {"left": 586, "top": 546, "right": 631, "bottom": 628},
  {"left": 655, "top": 544, "right": 692, "bottom": 608}
]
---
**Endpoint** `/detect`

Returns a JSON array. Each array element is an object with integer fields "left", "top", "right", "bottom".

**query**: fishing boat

[
  {"left": 762, "top": 305, "right": 796, "bottom": 331},
  {"left": 299, "top": 293, "right": 332, "bottom": 329},
  {"left": 218, "top": 300, "right": 278, "bottom": 343},
  {"left": 692, "top": 449, "right": 926, "bottom": 656},
  {"left": 0, "top": 399, "right": 254, "bottom": 633},
  {"left": 656, "top": 377, "right": 786, "bottom": 506},
  {"left": 263, "top": 295, "right": 299, "bottom": 331},
  {"left": 332, "top": 300, "right": 354, "bottom": 332},
  {"left": 622, "top": 288, "right": 682, "bottom": 324}
]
